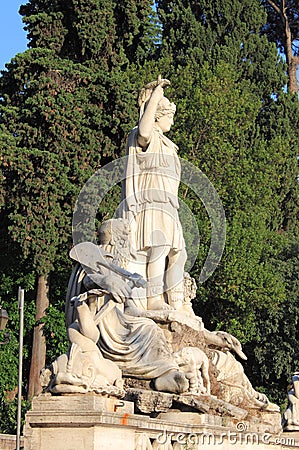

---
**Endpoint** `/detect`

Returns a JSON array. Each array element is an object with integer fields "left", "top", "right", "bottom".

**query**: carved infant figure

[{"left": 173, "top": 346, "right": 210, "bottom": 395}]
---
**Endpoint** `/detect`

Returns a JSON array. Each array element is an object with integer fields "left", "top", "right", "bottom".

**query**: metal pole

[{"left": 16, "top": 287, "right": 24, "bottom": 450}]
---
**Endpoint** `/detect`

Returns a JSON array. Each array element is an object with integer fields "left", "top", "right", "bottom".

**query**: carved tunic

[{"left": 121, "top": 127, "right": 185, "bottom": 252}]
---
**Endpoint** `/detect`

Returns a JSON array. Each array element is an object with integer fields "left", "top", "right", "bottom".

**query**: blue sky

[{"left": 0, "top": 1, "right": 28, "bottom": 71}]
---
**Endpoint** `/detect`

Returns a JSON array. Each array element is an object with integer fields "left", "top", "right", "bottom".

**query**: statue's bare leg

[
  {"left": 165, "top": 248, "right": 187, "bottom": 310},
  {"left": 146, "top": 246, "right": 171, "bottom": 310}
]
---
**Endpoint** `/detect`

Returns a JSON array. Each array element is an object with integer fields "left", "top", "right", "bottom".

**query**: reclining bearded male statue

[{"left": 48, "top": 219, "right": 189, "bottom": 396}]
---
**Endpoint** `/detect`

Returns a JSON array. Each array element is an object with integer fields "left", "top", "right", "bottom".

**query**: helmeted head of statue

[{"left": 154, "top": 96, "right": 176, "bottom": 121}]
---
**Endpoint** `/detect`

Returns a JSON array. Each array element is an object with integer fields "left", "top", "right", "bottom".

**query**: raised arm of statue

[
  {"left": 137, "top": 84, "right": 164, "bottom": 148},
  {"left": 137, "top": 76, "right": 171, "bottom": 148}
]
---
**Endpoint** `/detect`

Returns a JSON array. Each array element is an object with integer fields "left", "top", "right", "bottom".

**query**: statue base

[{"left": 23, "top": 393, "right": 293, "bottom": 450}]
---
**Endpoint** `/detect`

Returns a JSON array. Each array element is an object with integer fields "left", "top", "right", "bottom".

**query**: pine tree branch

[{"left": 266, "top": 0, "right": 283, "bottom": 20}]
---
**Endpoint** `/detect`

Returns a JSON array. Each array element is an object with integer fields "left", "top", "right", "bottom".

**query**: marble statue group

[{"left": 43, "top": 76, "right": 281, "bottom": 423}]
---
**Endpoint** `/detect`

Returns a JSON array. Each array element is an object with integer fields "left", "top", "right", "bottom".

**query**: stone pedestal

[
  {"left": 24, "top": 394, "right": 296, "bottom": 450},
  {"left": 24, "top": 394, "right": 134, "bottom": 450}
]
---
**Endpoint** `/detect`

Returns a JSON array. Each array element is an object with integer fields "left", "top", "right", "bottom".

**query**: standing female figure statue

[{"left": 121, "top": 76, "right": 187, "bottom": 311}]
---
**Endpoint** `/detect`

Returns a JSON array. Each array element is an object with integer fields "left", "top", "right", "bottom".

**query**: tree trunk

[
  {"left": 283, "top": 8, "right": 299, "bottom": 94},
  {"left": 287, "top": 56, "right": 299, "bottom": 95},
  {"left": 28, "top": 274, "right": 49, "bottom": 399},
  {"left": 266, "top": 0, "right": 299, "bottom": 94}
]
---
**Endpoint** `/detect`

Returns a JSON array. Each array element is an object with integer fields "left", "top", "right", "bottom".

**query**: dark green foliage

[
  {"left": 245, "top": 238, "right": 299, "bottom": 404},
  {"left": 19, "top": 0, "right": 158, "bottom": 66},
  {"left": 157, "top": 0, "right": 287, "bottom": 98}
]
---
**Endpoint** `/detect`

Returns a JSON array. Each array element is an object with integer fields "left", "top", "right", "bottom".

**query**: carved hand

[
  {"left": 151, "top": 84, "right": 165, "bottom": 103},
  {"left": 100, "top": 274, "right": 132, "bottom": 303}
]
